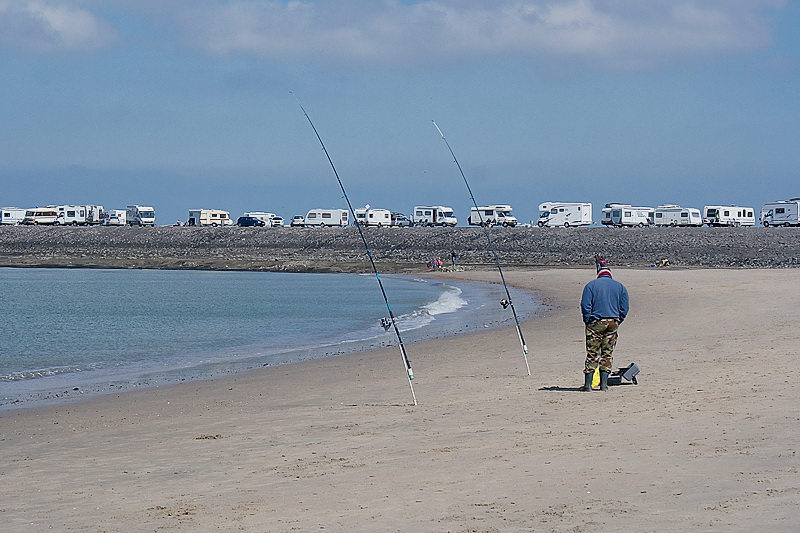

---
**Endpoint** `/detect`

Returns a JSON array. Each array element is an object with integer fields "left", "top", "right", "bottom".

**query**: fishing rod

[
  {"left": 432, "top": 121, "right": 531, "bottom": 376},
  {"left": 292, "top": 93, "right": 417, "bottom": 405}
]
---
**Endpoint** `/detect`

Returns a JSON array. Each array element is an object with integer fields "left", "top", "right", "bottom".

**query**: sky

[{"left": 1, "top": 0, "right": 799, "bottom": 225}]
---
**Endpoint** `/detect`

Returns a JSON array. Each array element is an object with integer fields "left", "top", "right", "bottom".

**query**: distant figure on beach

[
  {"left": 580, "top": 257, "right": 629, "bottom": 391},
  {"left": 451, "top": 250, "right": 457, "bottom": 267}
]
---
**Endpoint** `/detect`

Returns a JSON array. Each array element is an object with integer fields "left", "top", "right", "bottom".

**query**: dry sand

[{"left": 1, "top": 267, "right": 798, "bottom": 532}]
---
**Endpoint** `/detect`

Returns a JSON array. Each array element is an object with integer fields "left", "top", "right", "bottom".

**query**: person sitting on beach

[{"left": 580, "top": 257, "right": 629, "bottom": 391}]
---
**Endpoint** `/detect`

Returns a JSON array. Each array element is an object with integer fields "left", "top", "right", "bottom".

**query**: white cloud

[
  {"left": 0, "top": 0, "right": 115, "bottom": 53},
  {"left": 168, "top": 0, "right": 784, "bottom": 68}
]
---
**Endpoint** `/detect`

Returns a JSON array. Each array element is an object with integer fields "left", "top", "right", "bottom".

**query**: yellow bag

[{"left": 592, "top": 368, "right": 600, "bottom": 388}]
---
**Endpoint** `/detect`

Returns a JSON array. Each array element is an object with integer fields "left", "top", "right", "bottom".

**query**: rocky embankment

[{"left": 0, "top": 225, "right": 798, "bottom": 272}]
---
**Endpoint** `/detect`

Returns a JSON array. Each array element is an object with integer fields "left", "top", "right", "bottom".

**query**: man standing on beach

[{"left": 580, "top": 259, "right": 629, "bottom": 391}]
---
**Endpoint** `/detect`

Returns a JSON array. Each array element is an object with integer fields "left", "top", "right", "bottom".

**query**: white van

[
  {"left": 703, "top": 205, "right": 755, "bottom": 227},
  {"left": 305, "top": 209, "right": 349, "bottom": 227},
  {"left": 610, "top": 206, "right": 653, "bottom": 227},
  {"left": 537, "top": 202, "right": 592, "bottom": 227},
  {"left": 0, "top": 207, "right": 26, "bottom": 225},
  {"left": 601, "top": 203, "right": 627, "bottom": 226},
  {"left": 760, "top": 199, "right": 800, "bottom": 227},
  {"left": 22, "top": 208, "right": 59, "bottom": 225},
  {"left": 653, "top": 205, "right": 703, "bottom": 227},
  {"left": 411, "top": 206, "right": 457, "bottom": 227},
  {"left": 103, "top": 209, "right": 127, "bottom": 226},
  {"left": 469, "top": 205, "right": 518, "bottom": 227},
  {"left": 187, "top": 209, "right": 234, "bottom": 226},
  {"left": 354, "top": 206, "right": 392, "bottom": 227}
]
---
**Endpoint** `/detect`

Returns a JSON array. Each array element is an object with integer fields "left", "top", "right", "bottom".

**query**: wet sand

[{"left": 1, "top": 267, "right": 798, "bottom": 532}]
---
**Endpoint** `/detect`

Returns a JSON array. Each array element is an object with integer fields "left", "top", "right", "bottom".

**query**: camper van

[
  {"left": 54, "top": 204, "right": 104, "bottom": 226},
  {"left": 601, "top": 203, "right": 626, "bottom": 226},
  {"left": 703, "top": 205, "right": 755, "bottom": 227},
  {"left": 187, "top": 209, "right": 234, "bottom": 226},
  {"left": 0, "top": 207, "right": 26, "bottom": 225},
  {"left": 22, "top": 207, "right": 60, "bottom": 225},
  {"left": 304, "top": 209, "right": 349, "bottom": 227},
  {"left": 653, "top": 205, "right": 703, "bottom": 227},
  {"left": 760, "top": 199, "right": 800, "bottom": 227},
  {"left": 537, "top": 202, "right": 592, "bottom": 227},
  {"left": 243, "top": 212, "right": 283, "bottom": 227},
  {"left": 610, "top": 206, "right": 653, "bottom": 227},
  {"left": 354, "top": 206, "right": 392, "bottom": 227},
  {"left": 411, "top": 206, "right": 457, "bottom": 227},
  {"left": 126, "top": 205, "right": 156, "bottom": 226},
  {"left": 468, "top": 205, "right": 518, "bottom": 227},
  {"left": 103, "top": 209, "right": 127, "bottom": 226}
]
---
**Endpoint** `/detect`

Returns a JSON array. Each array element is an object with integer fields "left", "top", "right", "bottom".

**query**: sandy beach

[{"left": 2, "top": 266, "right": 798, "bottom": 532}]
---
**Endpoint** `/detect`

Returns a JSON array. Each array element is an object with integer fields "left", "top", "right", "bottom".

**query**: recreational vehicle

[
  {"left": 126, "top": 205, "right": 156, "bottom": 226},
  {"left": 0, "top": 207, "right": 26, "bottom": 225},
  {"left": 304, "top": 209, "right": 349, "bottom": 227},
  {"left": 243, "top": 212, "right": 283, "bottom": 227},
  {"left": 187, "top": 209, "right": 234, "bottom": 226},
  {"left": 703, "top": 205, "right": 755, "bottom": 227},
  {"left": 537, "top": 202, "right": 592, "bottom": 227},
  {"left": 601, "top": 203, "right": 626, "bottom": 226},
  {"left": 54, "top": 205, "right": 104, "bottom": 225},
  {"left": 760, "top": 199, "right": 800, "bottom": 227},
  {"left": 411, "top": 206, "right": 457, "bottom": 227},
  {"left": 354, "top": 206, "right": 392, "bottom": 227},
  {"left": 22, "top": 208, "right": 59, "bottom": 225},
  {"left": 103, "top": 209, "right": 127, "bottom": 226},
  {"left": 653, "top": 205, "right": 703, "bottom": 227},
  {"left": 468, "top": 205, "right": 518, "bottom": 227},
  {"left": 610, "top": 206, "right": 654, "bottom": 227}
]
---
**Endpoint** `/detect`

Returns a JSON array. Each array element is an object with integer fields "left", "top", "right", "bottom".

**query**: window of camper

[
  {"left": 308, "top": 213, "right": 317, "bottom": 218},
  {"left": 681, "top": 212, "right": 688, "bottom": 217},
  {"left": 322, "top": 213, "right": 332, "bottom": 218},
  {"left": 776, "top": 208, "right": 785, "bottom": 214}
]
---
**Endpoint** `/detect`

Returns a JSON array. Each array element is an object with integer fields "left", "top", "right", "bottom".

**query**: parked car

[
  {"left": 290, "top": 215, "right": 305, "bottom": 227},
  {"left": 391, "top": 212, "right": 412, "bottom": 227},
  {"left": 236, "top": 216, "right": 266, "bottom": 227}
]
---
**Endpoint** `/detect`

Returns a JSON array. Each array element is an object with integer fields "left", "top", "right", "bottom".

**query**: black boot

[
  {"left": 599, "top": 371, "right": 610, "bottom": 391},
  {"left": 580, "top": 372, "right": 593, "bottom": 392}
]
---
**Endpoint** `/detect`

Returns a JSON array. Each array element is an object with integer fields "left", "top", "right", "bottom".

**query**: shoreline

[{"left": 2, "top": 267, "right": 799, "bottom": 531}]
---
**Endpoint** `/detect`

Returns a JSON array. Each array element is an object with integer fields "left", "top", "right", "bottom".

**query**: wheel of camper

[
  {"left": 537, "top": 221, "right": 545, "bottom": 227},
  {"left": 637, "top": 222, "right": 645, "bottom": 227},
  {"left": 763, "top": 221, "right": 769, "bottom": 227},
  {"left": 563, "top": 222, "right": 570, "bottom": 227},
  {"left": 502, "top": 221, "right": 509, "bottom": 227}
]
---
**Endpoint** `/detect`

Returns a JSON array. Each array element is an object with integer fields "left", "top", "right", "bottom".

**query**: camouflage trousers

[{"left": 584, "top": 318, "right": 619, "bottom": 374}]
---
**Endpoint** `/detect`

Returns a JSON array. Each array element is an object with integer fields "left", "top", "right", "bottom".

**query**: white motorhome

[
  {"left": 537, "top": 202, "right": 592, "bottom": 227},
  {"left": 601, "top": 203, "right": 626, "bottom": 226},
  {"left": 22, "top": 207, "right": 59, "bottom": 225},
  {"left": 126, "top": 205, "right": 156, "bottom": 226},
  {"left": 304, "top": 208, "right": 349, "bottom": 227},
  {"left": 103, "top": 209, "right": 127, "bottom": 226},
  {"left": 354, "top": 206, "right": 392, "bottom": 227},
  {"left": 411, "top": 205, "right": 457, "bottom": 227},
  {"left": 703, "top": 205, "right": 755, "bottom": 227},
  {"left": 653, "top": 205, "right": 703, "bottom": 227},
  {"left": 187, "top": 209, "right": 234, "bottom": 226},
  {"left": 0, "top": 207, "right": 26, "bottom": 225},
  {"left": 760, "top": 199, "right": 800, "bottom": 227},
  {"left": 468, "top": 205, "right": 518, "bottom": 227},
  {"left": 54, "top": 204, "right": 103, "bottom": 226},
  {"left": 243, "top": 211, "right": 283, "bottom": 227},
  {"left": 610, "top": 206, "right": 654, "bottom": 227}
]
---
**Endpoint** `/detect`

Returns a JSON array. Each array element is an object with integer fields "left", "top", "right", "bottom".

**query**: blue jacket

[{"left": 581, "top": 274, "right": 629, "bottom": 324}]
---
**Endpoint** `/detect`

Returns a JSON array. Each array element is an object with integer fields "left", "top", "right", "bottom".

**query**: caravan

[
  {"left": 537, "top": 202, "right": 592, "bottom": 227},
  {"left": 305, "top": 208, "right": 349, "bottom": 227},
  {"left": 411, "top": 206, "right": 457, "bottom": 227},
  {"left": 354, "top": 206, "right": 392, "bottom": 227},
  {"left": 1, "top": 207, "right": 26, "bottom": 225},
  {"left": 760, "top": 199, "right": 800, "bottom": 227},
  {"left": 22, "top": 207, "right": 59, "bottom": 225},
  {"left": 468, "top": 205, "right": 518, "bottom": 227},
  {"left": 610, "top": 206, "right": 653, "bottom": 227},
  {"left": 703, "top": 205, "right": 755, "bottom": 227},
  {"left": 187, "top": 209, "right": 234, "bottom": 226},
  {"left": 103, "top": 209, "right": 127, "bottom": 226},
  {"left": 126, "top": 205, "right": 156, "bottom": 226},
  {"left": 55, "top": 205, "right": 104, "bottom": 226},
  {"left": 653, "top": 205, "right": 702, "bottom": 227}
]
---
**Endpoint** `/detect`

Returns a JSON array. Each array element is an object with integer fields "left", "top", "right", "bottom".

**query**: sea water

[{"left": 0, "top": 268, "right": 540, "bottom": 408}]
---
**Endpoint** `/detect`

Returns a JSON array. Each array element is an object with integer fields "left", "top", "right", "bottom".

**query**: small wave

[
  {"left": 1, "top": 365, "right": 86, "bottom": 382},
  {"left": 394, "top": 285, "right": 467, "bottom": 332}
]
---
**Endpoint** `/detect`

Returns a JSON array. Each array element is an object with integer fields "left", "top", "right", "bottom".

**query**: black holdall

[{"left": 607, "top": 363, "right": 640, "bottom": 386}]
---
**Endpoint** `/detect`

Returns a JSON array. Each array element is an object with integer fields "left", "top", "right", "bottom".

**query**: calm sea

[{"left": 0, "top": 268, "right": 539, "bottom": 409}]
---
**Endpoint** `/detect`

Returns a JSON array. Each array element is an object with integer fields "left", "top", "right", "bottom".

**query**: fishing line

[
  {"left": 432, "top": 121, "right": 531, "bottom": 376},
  {"left": 292, "top": 93, "right": 417, "bottom": 405}
]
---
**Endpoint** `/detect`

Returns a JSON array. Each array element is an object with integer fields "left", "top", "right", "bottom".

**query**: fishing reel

[
  {"left": 380, "top": 317, "right": 392, "bottom": 331},
  {"left": 500, "top": 299, "right": 511, "bottom": 309}
]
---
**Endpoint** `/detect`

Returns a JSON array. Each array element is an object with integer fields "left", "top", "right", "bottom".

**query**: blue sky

[{"left": 1, "top": 0, "right": 798, "bottom": 225}]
